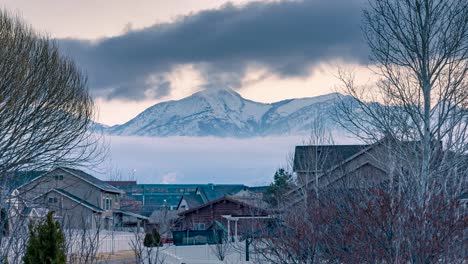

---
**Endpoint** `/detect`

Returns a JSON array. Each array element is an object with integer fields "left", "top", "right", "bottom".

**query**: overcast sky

[
  {"left": 0, "top": 0, "right": 373, "bottom": 184},
  {"left": 0, "top": 0, "right": 372, "bottom": 125}
]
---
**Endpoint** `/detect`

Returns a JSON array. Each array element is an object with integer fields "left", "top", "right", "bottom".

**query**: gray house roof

[
  {"left": 178, "top": 195, "right": 268, "bottom": 217},
  {"left": 293, "top": 145, "right": 369, "bottom": 172},
  {"left": 16, "top": 167, "right": 124, "bottom": 194},
  {"left": 61, "top": 167, "right": 124, "bottom": 194}
]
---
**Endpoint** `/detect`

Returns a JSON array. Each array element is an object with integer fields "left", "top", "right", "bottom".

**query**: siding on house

[
  {"left": 176, "top": 196, "right": 268, "bottom": 232},
  {"left": 16, "top": 167, "right": 145, "bottom": 230}
]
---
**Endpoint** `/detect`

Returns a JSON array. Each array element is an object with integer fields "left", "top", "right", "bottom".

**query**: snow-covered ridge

[{"left": 100, "top": 89, "right": 349, "bottom": 137}]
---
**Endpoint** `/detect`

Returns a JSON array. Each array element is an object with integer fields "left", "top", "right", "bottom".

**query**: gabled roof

[
  {"left": 293, "top": 144, "right": 369, "bottom": 172},
  {"left": 177, "top": 193, "right": 205, "bottom": 209},
  {"left": 21, "top": 207, "right": 49, "bottom": 218},
  {"left": 287, "top": 137, "right": 428, "bottom": 202},
  {"left": 178, "top": 195, "right": 268, "bottom": 216},
  {"left": 61, "top": 168, "right": 124, "bottom": 194},
  {"left": 176, "top": 185, "right": 261, "bottom": 210},
  {"left": 115, "top": 210, "right": 149, "bottom": 220},
  {"left": 17, "top": 167, "right": 124, "bottom": 194},
  {"left": 198, "top": 185, "right": 247, "bottom": 202},
  {"left": 35, "top": 189, "right": 104, "bottom": 213}
]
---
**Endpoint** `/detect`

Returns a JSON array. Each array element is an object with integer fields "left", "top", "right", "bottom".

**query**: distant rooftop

[
  {"left": 111, "top": 183, "right": 266, "bottom": 215},
  {"left": 293, "top": 144, "right": 369, "bottom": 172},
  {"left": 105, "top": 180, "right": 137, "bottom": 187}
]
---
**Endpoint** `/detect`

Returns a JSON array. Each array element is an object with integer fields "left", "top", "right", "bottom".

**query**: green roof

[
  {"left": 199, "top": 185, "right": 247, "bottom": 202},
  {"left": 213, "top": 221, "right": 228, "bottom": 232},
  {"left": 180, "top": 193, "right": 205, "bottom": 208}
]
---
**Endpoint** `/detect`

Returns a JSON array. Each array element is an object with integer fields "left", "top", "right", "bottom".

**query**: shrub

[
  {"left": 23, "top": 211, "right": 66, "bottom": 264},
  {"left": 143, "top": 228, "right": 162, "bottom": 247}
]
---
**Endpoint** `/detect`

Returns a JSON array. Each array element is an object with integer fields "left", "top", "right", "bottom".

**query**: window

[
  {"left": 54, "top": 175, "right": 64, "bottom": 181},
  {"left": 48, "top": 197, "right": 58, "bottom": 203},
  {"left": 103, "top": 197, "right": 112, "bottom": 210},
  {"left": 193, "top": 223, "right": 205, "bottom": 230}
]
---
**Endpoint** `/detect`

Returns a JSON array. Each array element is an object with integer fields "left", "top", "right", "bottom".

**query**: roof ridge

[
  {"left": 59, "top": 167, "right": 123, "bottom": 194},
  {"left": 50, "top": 188, "right": 104, "bottom": 212}
]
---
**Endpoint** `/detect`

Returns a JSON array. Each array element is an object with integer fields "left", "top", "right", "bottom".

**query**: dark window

[
  {"left": 54, "top": 175, "right": 64, "bottom": 181},
  {"left": 104, "top": 197, "right": 112, "bottom": 210},
  {"left": 48, "top": 197, "right": 58, "bottom": 203}
]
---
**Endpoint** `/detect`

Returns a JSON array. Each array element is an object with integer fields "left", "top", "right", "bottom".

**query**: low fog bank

[{"left": 96, "top": 133, "right": 358, "bottom": 186}]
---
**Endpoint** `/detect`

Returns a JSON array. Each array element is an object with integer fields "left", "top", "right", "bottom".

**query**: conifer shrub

[
  {"left": 23, "top": 211, "right": 66, "bottom": 264},
  {"left": 143, "top": 228, "right": 162, "bottom": 247}
]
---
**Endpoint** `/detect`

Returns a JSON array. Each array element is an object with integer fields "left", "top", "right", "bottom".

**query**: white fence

[
  {"left": 155, "top": 243, "right": 259, "bottom": 264},
  {"left": 98, "top": 232, "right": 134, "bottom": 253},
  {"left": 66, "top": 230, "right": 135, "bottom": 254},
  {"left": 4, "top": 230, "right": 261, "bottom": 263}
]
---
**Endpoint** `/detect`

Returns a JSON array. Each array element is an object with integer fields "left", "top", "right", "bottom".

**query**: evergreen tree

[
  {"left": 263, "top": 168, "right": 294, "bottom": 207},
  {"left": 143, "top": 228, "right": 162, "bottom": 247},
  {"left": 23, "top": 211, "right": 66, "bottom": 264}
]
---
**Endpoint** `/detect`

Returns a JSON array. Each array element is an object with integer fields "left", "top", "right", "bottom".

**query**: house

[
  {"left": 174, "top": 195, "right": 270, "bottom": 242},
  {"left": 113, "top": 183, "right": 261, "bottom": 214},
  {"left": 115, "top": 184, "right": 201, "bottom": 215},
  {"left": 288, "top": 137, "right": 463, "bottom": 203},
  {"left": 292, "top": 138, "right": 423, "bottom": 192},
  {"left": 293, "top": 144, "right": 369, "bottom": 185},
  {"left": 15, "top": 167, "right": 148, "bottom": 230},
  {"left": 104, "top": 182, "right": 267, "bottom": 235}
]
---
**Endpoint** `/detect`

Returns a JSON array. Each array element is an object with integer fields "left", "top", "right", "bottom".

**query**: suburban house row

[{"left": 4, "top": 136, "right": 466, "bottom": 243}]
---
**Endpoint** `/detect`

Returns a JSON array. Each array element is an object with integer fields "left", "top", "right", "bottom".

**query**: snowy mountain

[{"left": 103, "top": 89, "right": 352, "bottom": 137}]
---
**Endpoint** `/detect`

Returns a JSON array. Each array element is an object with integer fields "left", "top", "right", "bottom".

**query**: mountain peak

[
  {"left": 105, "top": 91, "right": 348, "bottom": 137},
  {"left": 193, "top": 88, "right": 242, "bottom": 98}
]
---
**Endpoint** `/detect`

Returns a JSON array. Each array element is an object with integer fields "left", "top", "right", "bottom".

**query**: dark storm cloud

[{"left": 59, "top": 0, "right": 368, "bottom": 100}]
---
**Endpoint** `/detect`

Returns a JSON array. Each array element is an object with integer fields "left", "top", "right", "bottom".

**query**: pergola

[{"left": 221, "top": 215, "right": 272, "bottom": 242}]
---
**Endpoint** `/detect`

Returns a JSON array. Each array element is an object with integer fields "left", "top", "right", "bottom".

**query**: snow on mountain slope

[
  {"left": 272, "top": 93, "right": 341, "bottom": 117},
  {"left": 105, "top": 89, "right": 350, "bottom": 137}
]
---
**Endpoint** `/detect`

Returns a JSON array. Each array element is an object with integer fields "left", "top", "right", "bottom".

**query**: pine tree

[
  {"left": 23, "top": 211, "right": 66, "bottom": 264},
  {"left": 263, "top": 168, "right": 294, "bottom": 207}
]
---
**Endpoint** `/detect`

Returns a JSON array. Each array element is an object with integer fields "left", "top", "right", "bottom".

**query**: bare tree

[
  {"left": 337, "top": 0, "right": 467, "bottom": 203},
  {"left": 331, "top": 0, "right": 467, "bottom": 262},
  {"left": 247, "top": 117, "right": 343, "bottom": 264},
  {"left": 0, "top": 9, "right": 103, "bottom": 261},
  {"left": 295, "top": 117, "right": 336, "bottom": 202},
  {"left": 129, "top": 228, "right": 166, "bottom": 264},
  {"left": 0, "top": 10, "right": 101, "bottom": 176},
  {"left": 64, "top": 214, "right": 103, "bottom": 264},
  {"left": 209, "top": 230, "right": 233, "bottom": 262}
]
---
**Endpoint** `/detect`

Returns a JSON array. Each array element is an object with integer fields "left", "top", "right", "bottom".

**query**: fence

[
  {"left": 66, "top": 230, "right": 135, "bottom": 254},
  {"left": 158, "top": 243, "right": 255, "bottom": 264},
  {"left": 172, "top": 230, "right": 224, "bottom": 246}
]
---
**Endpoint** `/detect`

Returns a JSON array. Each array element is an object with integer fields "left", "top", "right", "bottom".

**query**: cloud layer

[{"left": 59, "top": 0, "right": 368, "bottom": 100}]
